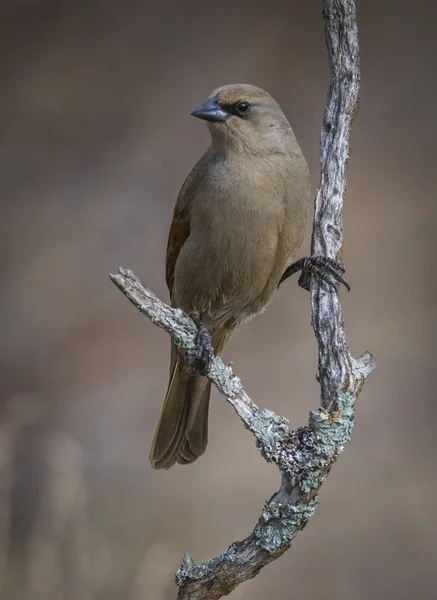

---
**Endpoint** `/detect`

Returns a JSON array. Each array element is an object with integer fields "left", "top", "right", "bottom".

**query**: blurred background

[{"left": 1, "top": 1, "right": 436, "bottom": 598}]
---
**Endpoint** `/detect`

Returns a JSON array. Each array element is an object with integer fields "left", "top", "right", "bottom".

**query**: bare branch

[
  {"left": 110, "top": 1, "right": 375, "bottom": 598},
  {"left": 311, "top": 0, "right": 363, "bottom": 412}
]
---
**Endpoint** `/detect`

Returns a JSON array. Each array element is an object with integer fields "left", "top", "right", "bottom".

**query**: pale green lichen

[
  {"left": 300, "top": 470, "right": 320, "bottom": 494},
  {"left": 309, "top": 391, "right": 355, "bottom": 454},
  {"left": 299, "top": 391, "right": 356, "bottom": 492},
  {"left": 209, "top": 362, "right": 244, "bottom": 399},
  {"left": 254, "top": 501, "right": 318, "bottom": 551},
  {"left": 249, "top": 409, "right": 291, "bottom": 461},
  {"left": 176, "top": 543, "right": 240, "bottom": 586},
  {"left": 351, "top": 353, "right": 376, "bottom": 379}
]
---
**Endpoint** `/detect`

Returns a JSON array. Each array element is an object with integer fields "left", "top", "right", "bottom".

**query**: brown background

[{"left": 0, "top": 1, "right": 436, "bottom": 598}]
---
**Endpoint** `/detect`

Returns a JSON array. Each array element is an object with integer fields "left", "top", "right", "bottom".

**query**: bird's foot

[
  {"left": 189, "top": 314, "right": 213, "bottom": 375},
  {"left": 279, "top": 256, "right": 350, "bottom": 292}
]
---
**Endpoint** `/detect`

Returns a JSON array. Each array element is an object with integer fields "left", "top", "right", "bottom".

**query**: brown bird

[{"left": 150, "top": 83, "right": 348, "bottom": 469}]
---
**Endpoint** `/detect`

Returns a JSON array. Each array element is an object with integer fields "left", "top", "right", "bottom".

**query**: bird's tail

[{"left": 149, "top": 347, "right": 211, "bottom": 469}]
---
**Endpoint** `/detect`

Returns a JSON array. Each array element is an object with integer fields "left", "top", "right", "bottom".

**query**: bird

[{"left": 149, "top": 83, "right": 348, "bottom": 469}]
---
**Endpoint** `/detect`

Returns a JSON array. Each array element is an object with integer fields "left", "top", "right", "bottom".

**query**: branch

[
  {"left": 110, "top": 2, "right": 375, "bottom": 598},
  {"left": 312, "top": 0, "right": 363, "bottom": 411}
]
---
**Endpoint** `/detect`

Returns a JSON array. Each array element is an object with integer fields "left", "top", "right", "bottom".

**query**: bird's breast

[{"left": 173, "top": 155, "right": 308, "bottom": 326}]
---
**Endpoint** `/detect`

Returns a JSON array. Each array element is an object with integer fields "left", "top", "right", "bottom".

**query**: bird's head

[{"left": 190, "top": 83, "right": 295, "bottom": 155}]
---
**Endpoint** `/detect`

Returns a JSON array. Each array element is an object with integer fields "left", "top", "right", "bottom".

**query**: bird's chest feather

[
  {"left": 192, "top": 162, "right": 283, "bottom": 275},
  {"left": 173, "top": 160, "right": 288, "bottom": 323},
  {"left": 194, "top": 159, "right": 284, "bottom": 251}
]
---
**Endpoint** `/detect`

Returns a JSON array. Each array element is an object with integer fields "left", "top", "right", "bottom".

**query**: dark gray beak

[{"left": 190, "top": 95, "right": 229, "bottom": 122}]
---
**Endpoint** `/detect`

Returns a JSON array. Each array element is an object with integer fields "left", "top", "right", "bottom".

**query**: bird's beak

[{"left": 190, "top": 95, "right": 229, "bottom": 122}]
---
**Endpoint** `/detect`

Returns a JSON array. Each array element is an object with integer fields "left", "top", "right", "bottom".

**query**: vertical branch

[{"left": 311, "top": 0, "right": 361, "bottom": 410}]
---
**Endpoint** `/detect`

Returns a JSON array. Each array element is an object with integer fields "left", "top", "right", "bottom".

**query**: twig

[{"left": 110, "top": 1, "right": 375, "bottom": 598}]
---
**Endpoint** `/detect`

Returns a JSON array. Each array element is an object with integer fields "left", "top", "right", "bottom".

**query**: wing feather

[{"left": 165, "top": 157, "right": 207, "bottom": 297}]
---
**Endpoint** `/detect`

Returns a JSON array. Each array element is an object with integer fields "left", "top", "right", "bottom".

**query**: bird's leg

[
  {"left": 189, "top": 314, "right": 213, "bottom": 376},
  {"left": 279, "top": 256, "right": 351, "bottom": 292}
]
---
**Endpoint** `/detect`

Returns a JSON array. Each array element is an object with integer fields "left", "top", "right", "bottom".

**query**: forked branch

[{"left": 110, "top": 1, "right": 375, "bottom": 598}]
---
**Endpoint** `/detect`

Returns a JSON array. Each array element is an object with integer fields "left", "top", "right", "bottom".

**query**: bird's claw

[
  {"left": 280, "top": 255, "right": 350, "bottom": 292},
  {"left": 189, "top": 314, "right": 213, "bottom": 375}
]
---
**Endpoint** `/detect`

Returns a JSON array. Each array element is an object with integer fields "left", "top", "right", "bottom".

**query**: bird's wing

[
  {"left": 165, "top": 158, "right": 206, "bottom": 297},
  {"left": 165, "top": 207, "right": 190, "bottom": 295}
]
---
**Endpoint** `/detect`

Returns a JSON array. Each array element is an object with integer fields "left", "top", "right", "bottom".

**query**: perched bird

[{"left": 150, "top": 83, "right": 347, "bottom": 469}]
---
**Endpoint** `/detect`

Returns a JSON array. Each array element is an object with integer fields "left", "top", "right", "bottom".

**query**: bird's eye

[
  {"left": 234, "top": 100, "right": 250, "bottom": 117},
  {"left": 219, "top": 99, "right": 251, "bottom": 119}
]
